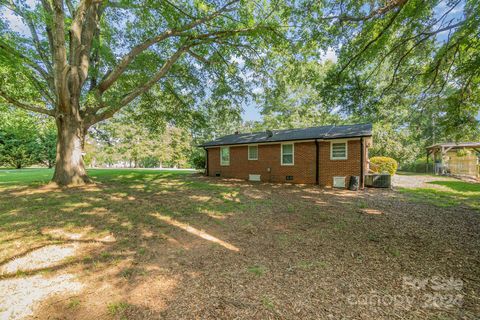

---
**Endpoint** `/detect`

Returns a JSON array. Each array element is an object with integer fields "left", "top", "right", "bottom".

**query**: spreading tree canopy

[
  {"left": 1, "top": 0, "right": 479, "bottom": 182},
  {"left": 255, "top": 0, "right": 479, "bottom": 163},
  {"left": 0, "top": 0, "right": 287, "bottom": 185}
]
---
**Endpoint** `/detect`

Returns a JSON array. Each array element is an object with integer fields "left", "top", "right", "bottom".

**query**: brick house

[{"left": 200, "top": 123, "right": 372, "bottom": 188}]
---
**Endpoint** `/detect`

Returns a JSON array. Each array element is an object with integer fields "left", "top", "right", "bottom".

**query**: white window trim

[
  {"left": 220, "top": 146, "right": 230, "bottom": 166},
  {"left": 248, "top": 144, "right": 258, "bottom": 160},
  {"left": 330, "top": 140, "right": 348, "bottom": 160},
  {"left": 281, "top": 143, "right": 294, "bottom": 166}
]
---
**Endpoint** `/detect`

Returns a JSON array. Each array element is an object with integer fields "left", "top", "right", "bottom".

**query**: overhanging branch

[
  {"left": 86, "top": 45, "right": 191, "bottom": 125},
  {"left": 0, "top": 89, "right": 55, "bottom": 116},
  {"left": 0, "top": 40, "right": 53, "bottom": 89},
  {"left": 95, "top": 0, "right": 239, "bottom": 94},
  {"left": 321, "top": 0, "right": 407, "bottom": 23},
  {"left": 337, "top": 3, "right": 406, "bottom": 75}
]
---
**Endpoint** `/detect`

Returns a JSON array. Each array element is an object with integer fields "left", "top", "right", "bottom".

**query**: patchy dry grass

[
  {"left": 0, "top": 168, "right": 479, "bottom": 319},
  {"left": 397, "top": 176, "right": 480, "bottom": 209}
]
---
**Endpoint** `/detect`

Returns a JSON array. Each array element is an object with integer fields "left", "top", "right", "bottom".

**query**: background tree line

[
  {"left": 0, "top": 104, "right": 201, "bottom": 169},
  {"left": 0, "top": 107, "right": 56, "bottom": 169},
  {"left": 1, "top": 0, "right": 478, "bottom": 176}
]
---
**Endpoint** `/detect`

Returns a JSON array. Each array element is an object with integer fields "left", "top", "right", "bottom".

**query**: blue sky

[{"left": 242, "top": 104, "right": 261, "bottom": 122}]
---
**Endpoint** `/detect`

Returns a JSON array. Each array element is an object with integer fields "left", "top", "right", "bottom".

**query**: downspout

[
  {"left": 360, "top": 137, "right": 364, "bottom": 189},
  {"left": 315, "top": 140, "right": 319, "bottom": 185},
  {"left": 204, "top": 147, "right": 209, "bottom": 176}
]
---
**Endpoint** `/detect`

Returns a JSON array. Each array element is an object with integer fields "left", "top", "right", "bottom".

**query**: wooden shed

[{"left": 426, "top": 142, "right": 480, "bottom": 179}]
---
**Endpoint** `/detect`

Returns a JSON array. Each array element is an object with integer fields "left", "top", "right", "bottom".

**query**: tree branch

[
  {"left": 364, "top": 13, "right": 466, "bottom": 82},
  {"left": 338, "top": 3, "right": 406, "bottom": 75},
  {"left": 0, "top": 89, "right": 54, "bottom": 116},
  {"left": 51, "top": 0, "right": 69, "bottom": 111},
  {"left": 3, "top": 2, "right": 54, "bottom": 73},
  {"left": 69, "top": 0, "right": 92, "bottom": 68},
  {"left": 0, "top": 40, "right": 53, "bottom": 89},
  {"left": 95, "top": 0, "right": 239, "bottom": 93},
  {"left": 65, "top": 0, "right": 75, "bottom": 16},
  {"left": 79, "top": 2, "right": 104, "bottom": 87},
  {"left": 23, "top": 72, "right": 55, "bottom": 104},
  {"left": 188, "top": 49, "right": 211, "bottom": 65},
  {"left": 322, "top": 0, "right": 407, "bottom": 23},
  {"left": 86, "top": 45, "right": 191, "bottom": 125},
  {"left": 437, "top": 44, "right": 460, "bottom": 95}
]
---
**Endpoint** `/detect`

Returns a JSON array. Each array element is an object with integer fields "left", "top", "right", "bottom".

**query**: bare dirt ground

[{"left": 0, "top": 171, "right": 479, "bottom": 319}]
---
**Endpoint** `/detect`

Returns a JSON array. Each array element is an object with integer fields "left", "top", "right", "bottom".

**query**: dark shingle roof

[{"left": 199, "top": 123, "right": 372, "bottom": 147}]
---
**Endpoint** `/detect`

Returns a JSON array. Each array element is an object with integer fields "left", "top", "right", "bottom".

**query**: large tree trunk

[{"left": 52, "top": 115, "right": 90, "bottom": 186}]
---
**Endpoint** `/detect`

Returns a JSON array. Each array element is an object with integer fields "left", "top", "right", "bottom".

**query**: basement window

[
  {"left": 331, "top": 141, "right": 347, "bottom": 160},
  {"left": 220, "top": 147, "right": 230, "bottom": 166}
]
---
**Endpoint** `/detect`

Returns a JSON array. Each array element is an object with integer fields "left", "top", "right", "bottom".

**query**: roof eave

[{"left": 198, "top": 134, "right": 372, "bottom": 148}]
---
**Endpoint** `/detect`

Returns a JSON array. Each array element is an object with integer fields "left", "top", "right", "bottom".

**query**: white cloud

[{"left": 320, "top": 47, "right": 337, "bottom": 63}]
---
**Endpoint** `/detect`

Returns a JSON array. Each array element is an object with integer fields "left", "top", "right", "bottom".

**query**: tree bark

[{"left": 52, "top": 115, "right": 90, "bottom": 185}]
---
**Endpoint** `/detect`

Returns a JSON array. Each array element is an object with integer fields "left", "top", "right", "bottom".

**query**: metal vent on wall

[
  {"left": 249, "top": 174, "right": 261, "bottom": 181},
  {"left": 286, "top": 176, "right": 293, "bottom": 181},
  {"left": 215, "top": 172, "right": 221, "bottom": 177},
  {"left": 333, "top": 176, "right": 346, "bottom": 188}
]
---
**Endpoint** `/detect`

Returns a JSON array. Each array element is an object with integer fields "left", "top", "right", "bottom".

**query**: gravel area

[{"left": 392, "top": 174, "right": 459, "bottom": 189}]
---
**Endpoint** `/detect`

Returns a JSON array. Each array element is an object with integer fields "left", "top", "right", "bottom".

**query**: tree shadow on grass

[
  {"left": 0, "top": 171, "right": 250, "bottom": 273},
  {"left": 3, "top": 171, "right": 478, "bottom": 319},
  {"left": 0, "top": 171, "right": 254, "bottom": 318}
]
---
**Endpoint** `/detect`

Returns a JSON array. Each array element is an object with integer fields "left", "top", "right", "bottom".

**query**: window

[
  {"left": 331, "top": 141, "right": 347, "bottom": 160},
  {"left": 248, "top": 145, "right": 258, "bottom": 160},
  {"left": 281, "top": 143, "right": 294, "bottom": 165},
  {"left": 220, "top": 147, "right": 230, "bottom": 166}
]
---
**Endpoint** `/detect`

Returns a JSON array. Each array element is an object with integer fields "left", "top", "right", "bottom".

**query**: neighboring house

[
  {"left": 426, "top": 142, "right": 480, "bottom": 179},
  {"left": 199, "top": 123, "right": 372, "bottom": 188}
]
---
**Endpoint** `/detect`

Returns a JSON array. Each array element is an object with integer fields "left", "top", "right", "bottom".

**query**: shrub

[
  {"left": 189, "top": 150, "right": 206, "bottom": 170},
  {"left": 370, "top": 156, "right": 398, "bottom": 175}
]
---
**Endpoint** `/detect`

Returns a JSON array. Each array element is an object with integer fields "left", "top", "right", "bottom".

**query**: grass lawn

[
  {"left": 398, "top": 178, "right": 480, "bottom": 210},
  {"left": 0, "top": 169, "right": 479, "bottom": 319}
]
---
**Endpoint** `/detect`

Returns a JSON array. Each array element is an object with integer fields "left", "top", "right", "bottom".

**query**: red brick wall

[
  {"left": 207, "top": 139, "right": 368, "bottom": 186},
  {"left": 207, "top": 142, "right": 316, "bottom": 184},
  {"left": 318, "top": 140, "right": 363, "bottom": 187}
]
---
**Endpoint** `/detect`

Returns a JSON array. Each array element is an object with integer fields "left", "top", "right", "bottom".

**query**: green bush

[
  {"left": 189, "top": 150, "right": 206, "bottom": 170},
  {"left": 370, "top": 156, "right": 398, "bottom": 175}
]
